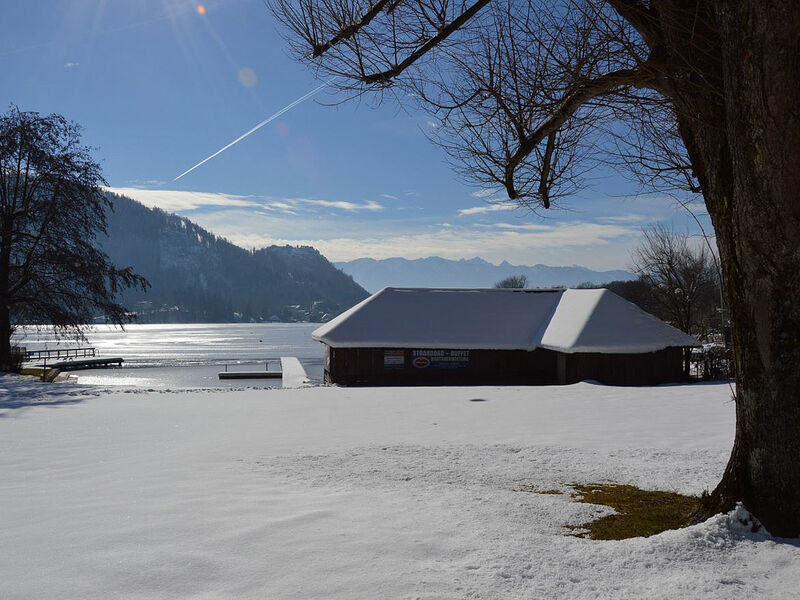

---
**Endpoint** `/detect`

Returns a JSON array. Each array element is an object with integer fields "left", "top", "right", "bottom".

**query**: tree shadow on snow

[{"left": 0, "top": 375, "right": 96, "bottom": 416}]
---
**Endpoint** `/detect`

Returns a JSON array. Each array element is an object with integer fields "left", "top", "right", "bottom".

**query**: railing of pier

[{"left": 25, "top": 347, "right": 97, "bottom": 361}]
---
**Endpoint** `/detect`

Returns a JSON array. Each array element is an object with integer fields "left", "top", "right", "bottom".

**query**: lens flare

[
  {"left": 237, "top": 67, "right": 258, "bottom": 88},
  {"left": 197, "top": 4, "right": 206, "bottom": 15}
]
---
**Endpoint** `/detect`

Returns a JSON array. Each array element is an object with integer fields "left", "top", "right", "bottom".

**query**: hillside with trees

[{"left": 101, "top": 193, "right": 367, "bottom": 323}]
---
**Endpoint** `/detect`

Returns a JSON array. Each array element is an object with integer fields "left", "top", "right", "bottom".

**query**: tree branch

[
  {"left": 312, "top": 0, "right": 401, "bottom": 57},
  {"left": 537, "top": 132, "right": 557, "bottom": 208},
  {"left": 361, "top": 0, "right": 492, "bottom": 84},
  {"left": 504, "top": 66, "right": 653, "bottom": 200}
]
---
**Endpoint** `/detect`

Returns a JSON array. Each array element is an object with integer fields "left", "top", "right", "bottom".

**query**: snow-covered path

[{"left": 1, "top": 377, "right": 797, "bottom": 599}]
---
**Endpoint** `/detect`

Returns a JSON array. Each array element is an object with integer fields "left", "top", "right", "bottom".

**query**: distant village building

[{"left": 312, "top": 287, "right": 699, "bottom": 386}]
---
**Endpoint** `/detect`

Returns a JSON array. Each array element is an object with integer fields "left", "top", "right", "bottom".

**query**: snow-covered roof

[
  {"left": 538, "top": 288, "right": 700, "bottom": 353},
  {"left": 312, "top": 287, "right": 699, "bottom": 354}
]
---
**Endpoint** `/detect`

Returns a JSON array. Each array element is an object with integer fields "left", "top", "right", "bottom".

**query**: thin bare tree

[
  {"left": 494, "top": 274, "right": 528, "bottom": 288},
  {"left": 632, "top": 225, "right": 718, "bottom": 338},
  {"left": 271, "top": 0, "right": 800, "bottom": 536}
]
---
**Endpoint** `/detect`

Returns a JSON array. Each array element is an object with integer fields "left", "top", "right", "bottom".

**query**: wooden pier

[
  {"left": 47, "top": 357, "right": 124, "bottom": 371},
  {"left": 280, "top": 357, "right": 311, "bottom": 388},
  {"left": 23, "top": 346, "right": 124, "bottom": 376}
]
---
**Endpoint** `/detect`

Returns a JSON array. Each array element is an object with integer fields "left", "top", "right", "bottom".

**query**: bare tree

[
  {"left": 271, "top": 0, "right": 800, "bottom": 536},
  {"left": 632, "top": 225, "right": 718, "bottom": 338},
  {"left": 494, "top": 274, "right": 528, "bottom": 288},
  {"left": 0, "top": 108, "right": 148, "bottom": 370}
]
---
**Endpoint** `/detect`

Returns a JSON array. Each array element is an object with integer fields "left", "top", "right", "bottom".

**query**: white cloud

[
  {"left": 259, "top": 201, "right": 299, "bottom": 215},
  {"left": 380, "top": 194, "right": 399, "bottom": 200},
  {"left": 490, "top": 222, "right": 555, "bottom": 232},
  {"left": 107, "top": 186, "right": 677, "bottom": 270},
  {"left": 259, "top": 204, "right": 298, "bottom": 216},
  {"left": 109, "top": 188, "right": 384, "bottom": 214},
  {"left": 596, "top": 214, "right": 651, "bottom": 224},
  {"left": 107, "top": 187, "right": 257, "bottom": 211},
  {"left": 458, "top": 203, "right": 518, "bottom": 216},
  {"left": 471, "top": 187, "right": 503, "bottom": 198},
  {"left": 227, "top": 222, "right": 638, "bottom": 267},
  {"left": 64, "top": 62, "right": 80, "bottom": 68},
  {"left": 291, "top": 198, "right": 383, "bottom": 212},
  {"left": 125, "top": 179, "right": 166, "bottom": 187}
]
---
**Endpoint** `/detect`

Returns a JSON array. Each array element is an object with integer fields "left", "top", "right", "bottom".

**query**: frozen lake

[{"left": 13, "top": 323, "right": 323, "bottom": 389}]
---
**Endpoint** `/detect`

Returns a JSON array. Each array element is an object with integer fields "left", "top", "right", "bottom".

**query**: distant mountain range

[
  {"left": 335, "top": 256, "right": 634, "bottom": 293},
  {"left": 101, "top": 193, "right": 368, "bottom": 323}
]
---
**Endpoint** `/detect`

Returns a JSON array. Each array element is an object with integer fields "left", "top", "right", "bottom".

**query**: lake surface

[{"left": 13, "top": 323, "right": 324, "bottom": 389}]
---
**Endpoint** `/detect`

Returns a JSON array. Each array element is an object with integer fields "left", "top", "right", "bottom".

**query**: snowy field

[{"left": 1, "top": 376, "right": 798, "bottom": 599}]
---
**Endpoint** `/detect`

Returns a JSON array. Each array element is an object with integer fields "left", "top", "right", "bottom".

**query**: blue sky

[{"left": 1, "top": 0, "right": 711, "bottom": 270}]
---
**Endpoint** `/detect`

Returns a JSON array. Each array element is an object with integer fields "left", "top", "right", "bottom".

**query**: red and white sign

[{"left": 412, "top": 356, "right": 431, "bottom": 369}]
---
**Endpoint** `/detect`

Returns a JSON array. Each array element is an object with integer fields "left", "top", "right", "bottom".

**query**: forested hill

[{"left": 100, "top": 193, "right": 368, "bottom": 323}]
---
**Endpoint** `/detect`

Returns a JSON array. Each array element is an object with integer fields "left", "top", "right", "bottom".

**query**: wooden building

[{"left": 313, "top": 288, "right": 698, "bottom": 387}]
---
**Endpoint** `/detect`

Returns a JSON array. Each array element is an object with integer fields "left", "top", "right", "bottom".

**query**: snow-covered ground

[{"left": 1, "top": 376, "right": 797, "bottom": 599}]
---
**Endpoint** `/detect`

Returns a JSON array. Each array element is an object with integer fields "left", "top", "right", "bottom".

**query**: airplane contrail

[{"left": 173, "top": 80, "right": 334, "bottom": 182}]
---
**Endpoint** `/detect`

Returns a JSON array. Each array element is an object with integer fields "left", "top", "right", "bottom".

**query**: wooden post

[{"left": 557, "top": 353, "right": 566, "bottom": 385}]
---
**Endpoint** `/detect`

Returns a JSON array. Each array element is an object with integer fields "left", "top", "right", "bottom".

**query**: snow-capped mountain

[{"left": 335, "top": 256, "right": 634, "bottom": 293}]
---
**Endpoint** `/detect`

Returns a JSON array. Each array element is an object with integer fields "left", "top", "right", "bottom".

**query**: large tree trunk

[
  {"left": 680, "top": 1, "right": 800, "bottom": 537},
  {"left": 0, "top": 303, "right": 11, "bottom": 372},
  {"left": 0, "top": 223, "right": 12, "bottom": 372}
]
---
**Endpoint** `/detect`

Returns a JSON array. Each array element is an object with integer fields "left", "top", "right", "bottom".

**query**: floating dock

[
  {"left": 216, "top": 357, "right": 310, "bottom": 388},
  {"left": 218, "top": 371, "right": 282, "bottom": 380},
  {"left": 219, "top": 360, "right": 281, "bottom": 380}
]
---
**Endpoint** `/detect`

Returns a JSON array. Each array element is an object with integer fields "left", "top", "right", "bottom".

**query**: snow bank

[{"left": 1, "top": 376, "right": 797, "bottom": 599}]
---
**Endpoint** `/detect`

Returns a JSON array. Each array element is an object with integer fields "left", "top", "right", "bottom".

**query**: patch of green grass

[{"left": 568, "top": 484, "right": 700, "bottom": 540}]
